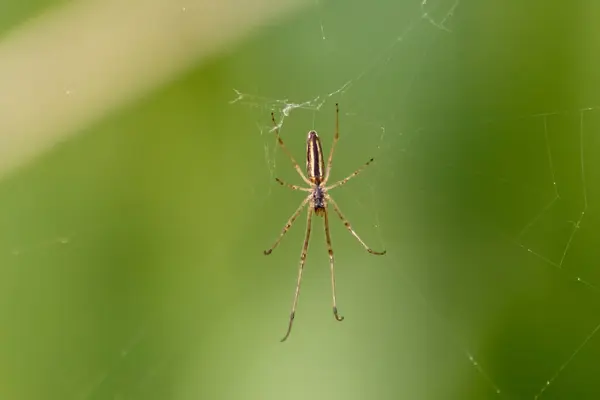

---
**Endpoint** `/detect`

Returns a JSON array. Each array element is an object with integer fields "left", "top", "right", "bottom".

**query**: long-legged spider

[{"left": 264, "top": 103, "right": 386, "bottom": 342}]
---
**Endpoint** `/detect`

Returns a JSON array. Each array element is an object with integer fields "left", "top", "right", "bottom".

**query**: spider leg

[
  {"left": 275, "top": 178, "right": 311, "bottom": 192},
  {"left": 323, "top": 206, "right": 345, "bottom": 322},
  {"left": 326, "top": 195, "right": 386, "bottom": 255},
  {"left": 271, "top": 112, "right": 312, "bottom": 185},
  {"left": 323, "top": 103, "right": 340, "bottom": 184},
  {"left": 281, "top": 207, "right": 313, "bottom": 342},
  {"left": 264, "top": 196, "right": 311, "bottom": 255},
  {"left": 325, "top": 157, "right": 374, "bottom": 191}
]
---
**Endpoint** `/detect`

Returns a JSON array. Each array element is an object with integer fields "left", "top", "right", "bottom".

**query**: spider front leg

[
  {"left": 323, "top": 207, "right": 345, "bottom": 322},
  {"left": 281, "top": 208, "right": 314, "bottom": 342},
  {"left": 326, "top": 195, "right": 386, "bottom": 255}
]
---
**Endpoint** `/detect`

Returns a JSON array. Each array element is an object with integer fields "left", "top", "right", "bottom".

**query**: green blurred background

[{"left": 1, "top": 0, "right": 600, "bottom": 399}]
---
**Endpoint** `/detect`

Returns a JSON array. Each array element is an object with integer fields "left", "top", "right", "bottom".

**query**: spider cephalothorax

[
  {"left": 312, "top": 185, "right": 326, "bottom": 216},
  {"left": 264, "top": 103, "right": 386, "bottom": 342}
]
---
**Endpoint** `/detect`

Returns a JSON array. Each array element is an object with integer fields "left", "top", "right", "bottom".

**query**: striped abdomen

[{"left": 306, "top": 130, "right": 325, "bottom": 185}]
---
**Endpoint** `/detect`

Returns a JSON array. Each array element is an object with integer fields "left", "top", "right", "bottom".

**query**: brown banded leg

[
  {"left": 326, "top": 195, "right": 386, "bottom": 255},
  {"left": 325, "top": 157, "right": 375, "bottom": 191},
  {"left": 264, "top": 196, "right": 310, "bottom": 255},
  {"left": 323, "top": 207, "right": 344, "bottom": 322},
  {"left": 281, "top": 208, "right": 314, "bottom": 342},
  {"left": 324, "top": 103, "right": 340, "bottom": 184},
  {"left": 275, "top": 178, "right": 310, "bottom": 192},
  {"left": 271, "top": 112, "right": 312, "bottom": 185}
]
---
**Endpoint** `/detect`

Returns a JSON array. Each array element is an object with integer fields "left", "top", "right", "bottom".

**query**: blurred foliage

[{"left": 1, "top": 0, "right": 600, "bottom": 399}]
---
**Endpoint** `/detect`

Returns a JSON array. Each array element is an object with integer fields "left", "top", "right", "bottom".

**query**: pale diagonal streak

[{"left": 0, "top": 0, "right": 309, "bottom": 178}]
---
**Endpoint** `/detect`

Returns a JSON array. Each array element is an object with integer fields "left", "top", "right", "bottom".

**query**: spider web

[
  {"left": 2, "top": 1, "right": 600, "bottom": 399},
  {"left": 227, "top": 1, "right": 600, "bottom": 399}
]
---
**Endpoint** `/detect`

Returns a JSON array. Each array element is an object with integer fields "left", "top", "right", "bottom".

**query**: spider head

[{"left": 313, "top": 185, "right": 326, "bottom": 216}]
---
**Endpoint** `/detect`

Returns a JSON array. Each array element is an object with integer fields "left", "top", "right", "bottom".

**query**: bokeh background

[{"left": 1, "top": 0, "right": 600, "bottom": 399}]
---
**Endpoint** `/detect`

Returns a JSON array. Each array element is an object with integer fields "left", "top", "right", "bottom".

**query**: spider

[{"left": 264, "top": 103, "right": 386, "bottom": 342}]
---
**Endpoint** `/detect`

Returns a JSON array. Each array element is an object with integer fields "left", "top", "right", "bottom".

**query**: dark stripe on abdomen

[{"left": 307, "top": 131, "right": 324, "bottom": 183}]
